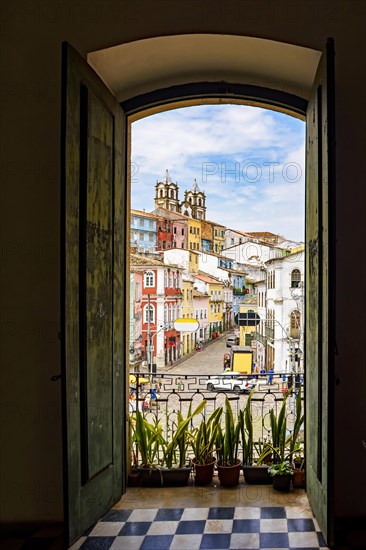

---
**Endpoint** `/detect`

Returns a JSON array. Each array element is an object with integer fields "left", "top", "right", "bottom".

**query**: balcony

[
  {"left": 210, "top": 295, "right": 224, "bottom": 302},
  {"left": 233, "top": 287, "right": 246, "bottom": 295},
  {"left": 265, "top": 326, "right": 274, "bottom": 339},
  {"left": 129, "top": 371, "right": 304, "bottom": 465},
  {"left": 71, "top": 373, "right": 322, "bottom": 550},
  {"left": 253, "top": 330, "right": 267, "bottom": 346}
]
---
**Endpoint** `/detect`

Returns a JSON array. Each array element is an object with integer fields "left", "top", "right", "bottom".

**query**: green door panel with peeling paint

[
  {"left": 305, "top": 38, "right": 335, "bottom": 546},
  {"left": 61, "top": 42, "right": 126, "bottom": 546}
]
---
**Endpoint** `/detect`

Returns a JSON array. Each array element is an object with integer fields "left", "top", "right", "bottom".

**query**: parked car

[
  {"left": 206, "top": 372, "right": 257, "bottom": 394},
  {"left": 226, "top": 334, "right": 239, "bottom": 347}
]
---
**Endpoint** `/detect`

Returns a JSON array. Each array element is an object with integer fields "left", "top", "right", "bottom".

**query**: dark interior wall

[{"left": 0, "top": 0, "right": 365, "bottom": 523}]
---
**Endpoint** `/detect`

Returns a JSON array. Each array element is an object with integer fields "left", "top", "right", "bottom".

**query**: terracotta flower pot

[
  {"left": 292, "top": 468, "right": 306, "bottom": 488},
  {"left": 217, "top": 459, "right": 242, "bottom": 487},
  {"left": 192, "top": 458, "right": 216, "bottom": 486}
]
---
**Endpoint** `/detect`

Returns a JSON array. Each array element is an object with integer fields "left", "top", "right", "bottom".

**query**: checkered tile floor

[{"left": 70, "top": 506, "right": 328, "bottom": 549}]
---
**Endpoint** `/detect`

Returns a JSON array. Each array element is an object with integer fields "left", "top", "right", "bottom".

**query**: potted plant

[
  {"left": 215, "top": 397, "right": 242, "bottom": 487},
  {"left": 268, "top": 460, "right": 293, "bottom": 492},
  {"left": 292, "top": 442, "right": 305, "bottom": 488},
  {"left": 130, "top": 401, "right": 206, "bottom": 486},
  {"left": 129, "top": 408, "right": 166, "bottom": 486},
  {"left": 240, "top": 391, "right": 272, "bottom": 484},
  {"left": 258, "top": 388, "right": 304, "bottom": 492},
  {"left": 161, "top": 401, "right": 206, "bottom": 486},
  {"left": 191, "top": 406, "right": 223, "bottom": 485}
]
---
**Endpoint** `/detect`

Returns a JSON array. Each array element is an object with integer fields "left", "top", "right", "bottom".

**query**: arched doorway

[{"left": 61, "top": 35, "right": 334, "bottom": 545}]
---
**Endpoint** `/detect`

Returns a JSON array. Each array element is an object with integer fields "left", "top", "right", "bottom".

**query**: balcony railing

[
  {"left": 253, "top": 331, "right": 267, "bottom": 346},
  {"left": 129, "top": 371, "right": 304, "bottom": 464},
  {"left": 265, "top": 326, "right": 274, "bottom": 339}
]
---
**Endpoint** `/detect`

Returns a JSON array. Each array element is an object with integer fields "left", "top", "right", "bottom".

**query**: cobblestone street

[{"left": 166, "top": 332, "right": 233, "bottom": 376}]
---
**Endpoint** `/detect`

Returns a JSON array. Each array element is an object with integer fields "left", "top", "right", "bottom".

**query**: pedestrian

[{"left": 267, "top": 368, "right": 274, "bottom": 385}]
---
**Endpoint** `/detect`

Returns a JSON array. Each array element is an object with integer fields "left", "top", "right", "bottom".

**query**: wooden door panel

[
  {"left": 61, "top": 42, "right": 126, "bottom": 546},
  {"left": 305, "top": 38, "right": 335, "bottom": 545}
]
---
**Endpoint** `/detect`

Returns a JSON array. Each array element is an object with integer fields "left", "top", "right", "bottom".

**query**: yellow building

[
  {"left": 193, "top": 272, "right": 224, "bottom": 337},
  {"left": 239, "top": 298, "right": 259, "bottom": 346},
  {"left": 181, "top": 278, "right": 195, "bottom": 355},
  {"left": 189, "top": 250, "right": 199, "bottom": 273},
  {"left": 187, "top": 218, "right": 201, "bottom": 252},
  {"left": 212, "top": 222, "right": 226, "bottom": 254}
]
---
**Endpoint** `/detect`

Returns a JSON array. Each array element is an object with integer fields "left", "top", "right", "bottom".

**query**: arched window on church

[
  {"left": 170, "top": 189, "right": 174, "bottom": 198},
  {"left": 159, "top": 189, "right": 163, "bottom": 198},
  {"left": 198, "top": 198, "right": 202, "bottom": 206},
  {"left": 291, "top": 269, "right": 301, "bottom": 288}
]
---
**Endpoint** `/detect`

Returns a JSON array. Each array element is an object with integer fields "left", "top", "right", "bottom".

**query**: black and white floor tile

[{"left": 70, "top": 506, "right": 329, "bottom": 549}]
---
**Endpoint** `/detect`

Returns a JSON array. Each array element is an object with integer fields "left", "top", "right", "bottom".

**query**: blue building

[
  {"left": 231, "top": 271, "right": 248, "bottom": 318},
  {"left": 131, "top": 209, "right": 157, "bottom": 252}
]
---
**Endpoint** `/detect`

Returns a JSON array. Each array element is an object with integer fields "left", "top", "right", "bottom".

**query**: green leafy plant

[
  {"left": 258, "top": 387, "right": 304, "bottom": 465},
  {"left": 268, "top": 460, "right": 293, "bottom": 477},
  {"left": 163, "top": 400, "right": 206, "bottom": 468},
  {"left": 129, "top": 408, "right": 165, "bottom": 468},
  {"left": 239, "top": 389, "right": 254, "bottom": 466},
  {"left": 216, "top": 397, "right": 242, "bottom": 466},
  {"left": 192, "top": 406, "right": 223, "bottom": 465},
  {"left": 254, "top": 438, "right": 272, "bottom": 465}
]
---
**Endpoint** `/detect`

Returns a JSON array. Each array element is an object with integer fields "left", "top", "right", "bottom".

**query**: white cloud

[{"left": 131, "top": 104, "right": 305, "bottom": 241}]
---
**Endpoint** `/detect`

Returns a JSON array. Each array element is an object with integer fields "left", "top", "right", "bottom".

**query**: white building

[{"left": 264, "top": 248, "right": 305, "bottom": 372}]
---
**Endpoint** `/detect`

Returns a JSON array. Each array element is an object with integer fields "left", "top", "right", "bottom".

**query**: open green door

[
  {"left": 61, "top": 43, "right": 126, "bottom": 546},
  {"left": 305, "top": 38, "right": 335, "bottom": 546}
]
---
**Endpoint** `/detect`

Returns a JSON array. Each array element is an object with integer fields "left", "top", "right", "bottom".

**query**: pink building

[{"left": 193, "top": 289, "right": 209, "bottom": 343}]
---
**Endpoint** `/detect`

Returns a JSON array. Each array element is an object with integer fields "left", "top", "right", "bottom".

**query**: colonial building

[
  {"left": 153, "top": 207, "right": 188, "bottom": 249},
  {"left": 181, "top": 276, "right": 195, "bottom": 355},
  {"left": 193, "top": 288, "right": 209, "bottom": 343},
  {"left": 193, "top": 272, "right": 224, "bottom": 337},
  {"left": 265, "top": 248, "right": 305, "bottom": 373},
  {"left": 130, "top": 253, "right": 183, "bottom": 371},
  {"left": 130, "top": 209, "right": 158, "bottom": 253}
]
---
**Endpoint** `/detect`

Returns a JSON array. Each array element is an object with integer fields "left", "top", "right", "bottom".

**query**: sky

[{"left": 131, "top": 104, "right": 305, "bottom": 242}]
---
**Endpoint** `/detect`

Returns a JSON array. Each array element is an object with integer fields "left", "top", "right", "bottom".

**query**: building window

[
  {"left": 139, "top": 231, "right": 144, "bottom": 240},
  {"left": 291, "top": 269, "right": 301, "bottom": 288},
  {"left": 144, "top": 270, "right": 154, "bottom": 287},
  {"left": 204, "top": 309, "right": 207, "bottom": 318},
  {"left": 149, "top": 233, "right": 154, "bottom": 242},
  {"left": 182, "top": 228, "right": 185, "bottom": 235},
  {"left": 149, "top": 220, "right": 154, "bottom": 228},
  {"left": 173, "top": 227, "right": 177, "bottom": 234},
  {"left": 135, "top": 281, "right": 141, "bottom": 302},
  {"left": 139, "top": 218, "right": 144, "bottom": 227},
  {"left": 290, "top": 310, "right": 301, "bottom": 338},
  {"left": 144, "top": 304, "right": 154, "bottom": 323},
  {"left": 195, "top": 309, "right": 199, "bottom": 320}
]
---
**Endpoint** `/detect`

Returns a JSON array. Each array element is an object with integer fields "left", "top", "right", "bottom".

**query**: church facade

[{"left": 154, "top": 169, "right": 206, "bottom": 220}]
